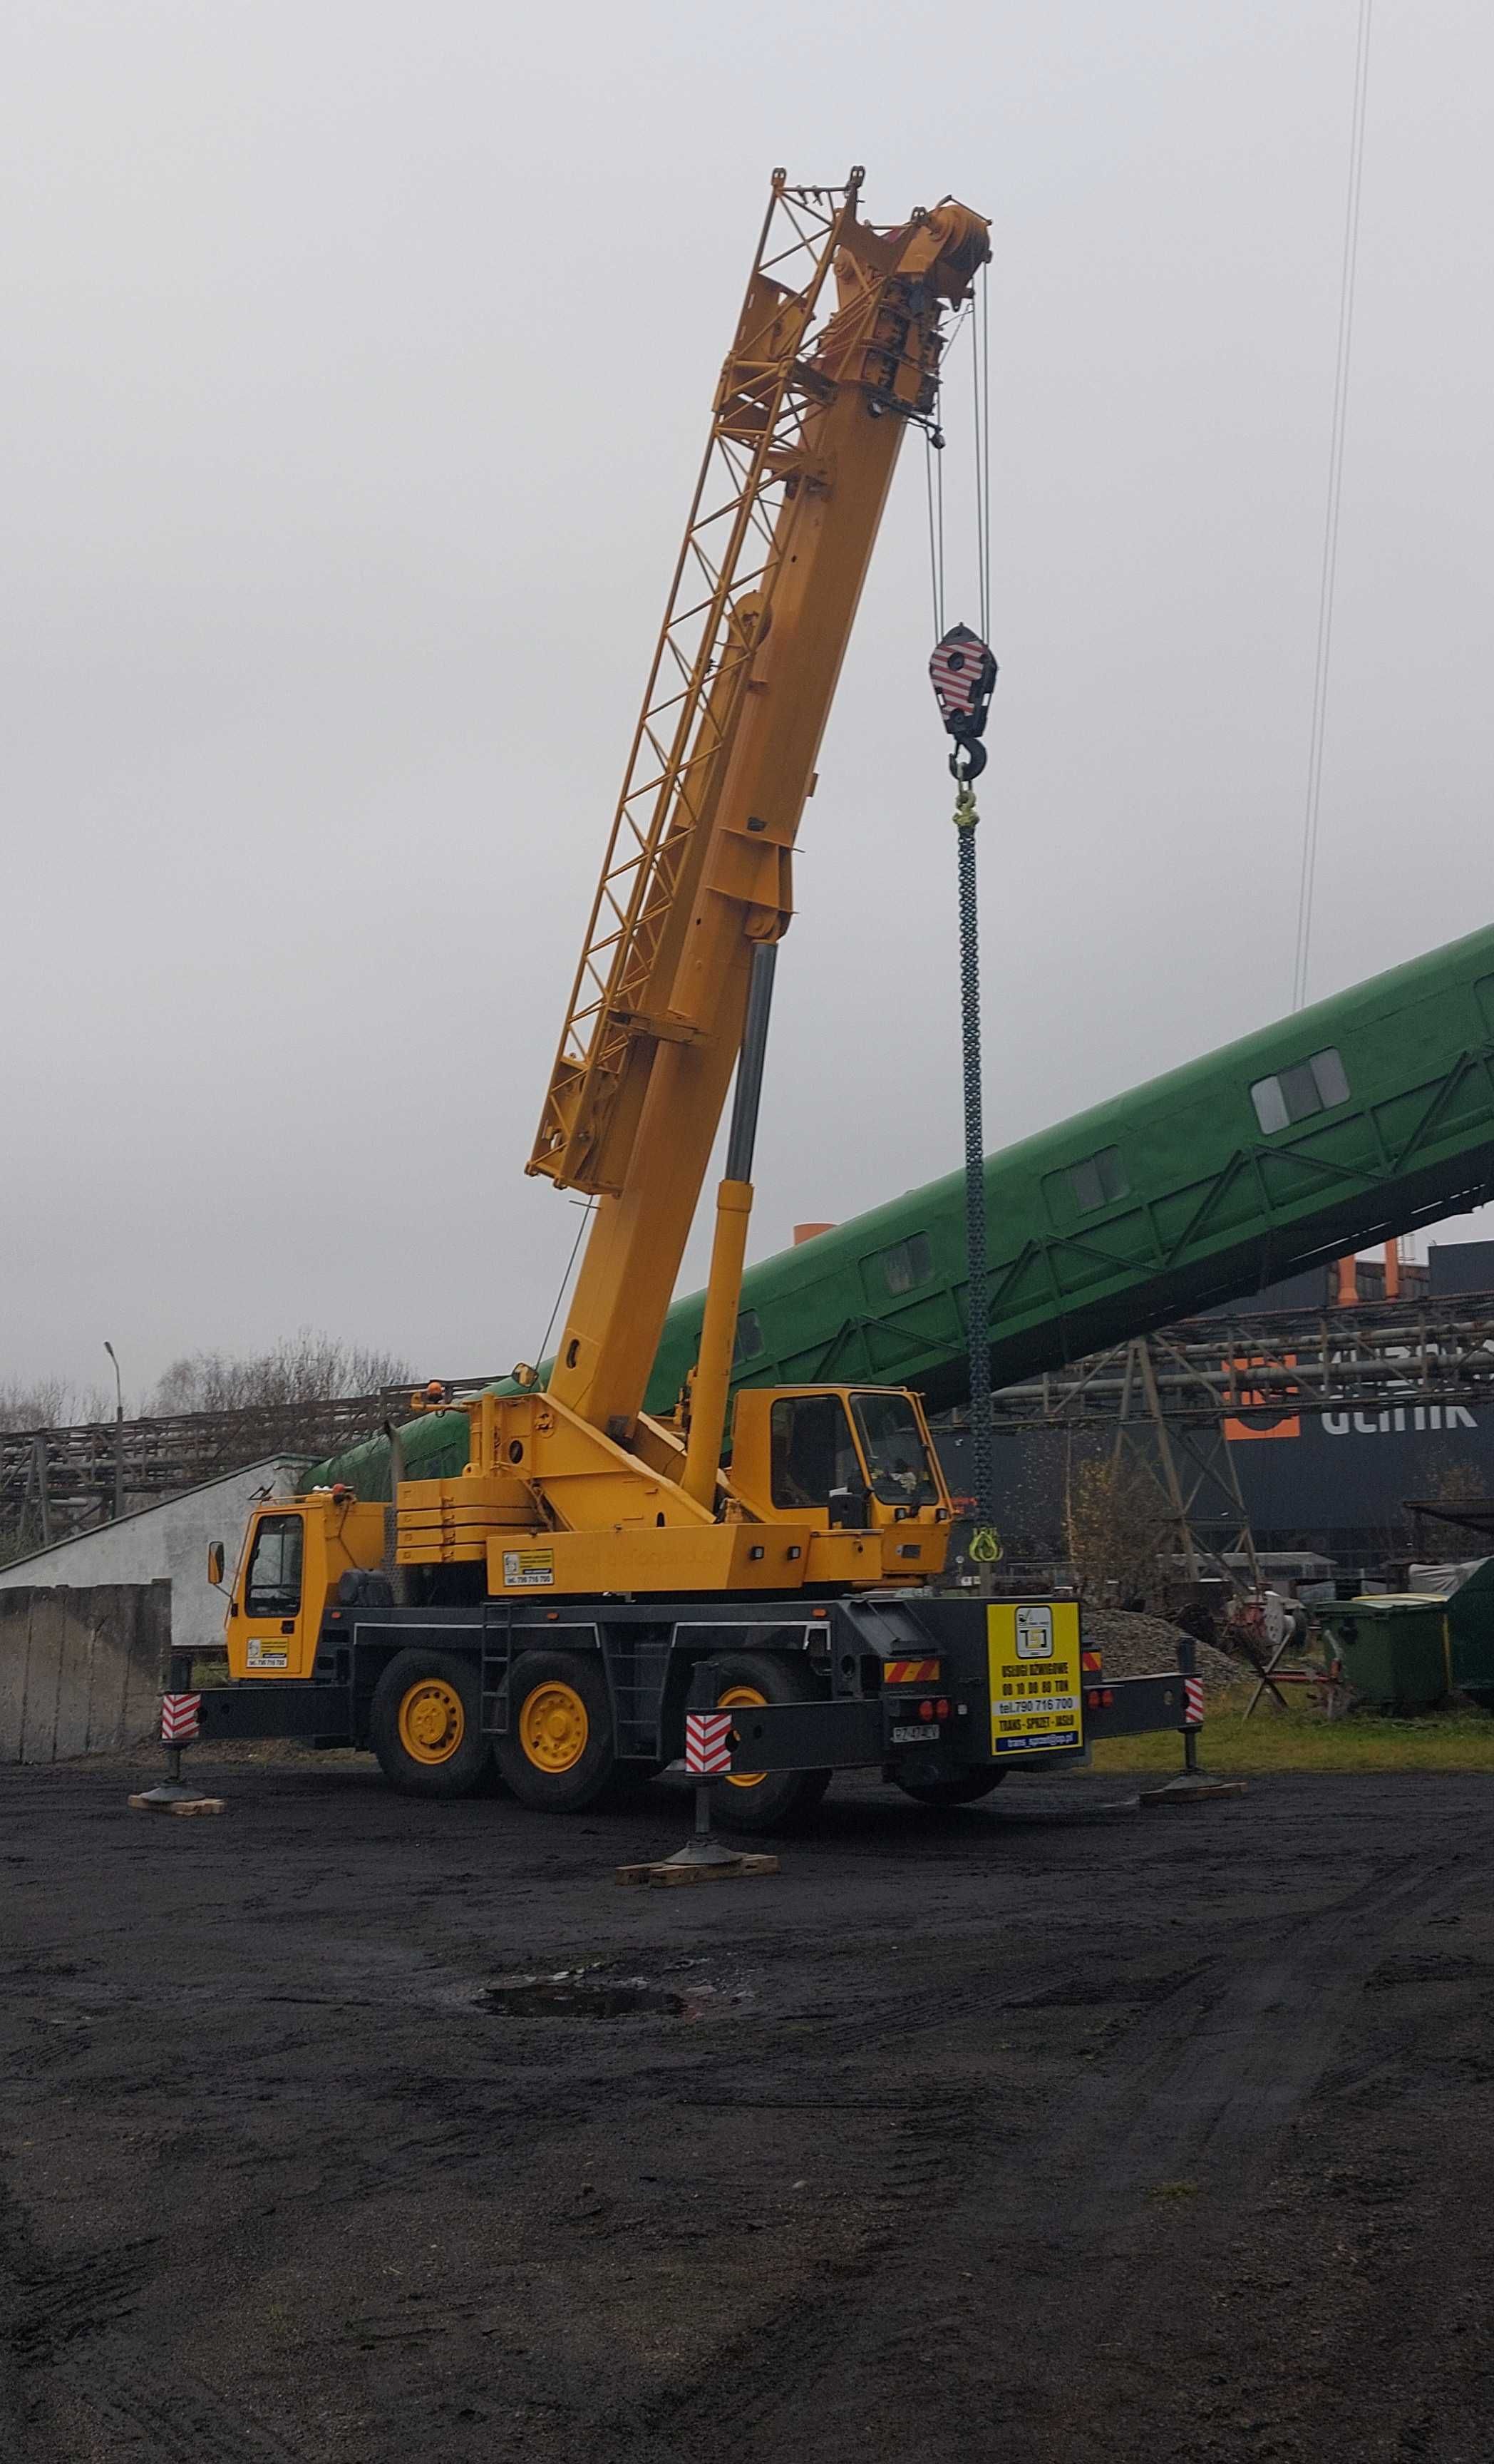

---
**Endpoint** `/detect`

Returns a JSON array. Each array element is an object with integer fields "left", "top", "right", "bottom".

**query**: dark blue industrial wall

[{"left": 944, "top": 1239, "right": 1494, "bottom": 1568}]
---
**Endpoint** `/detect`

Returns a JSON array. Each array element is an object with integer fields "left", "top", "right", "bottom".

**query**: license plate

[{"left": 891, "top": 1721, "right": 940, "bottom": 1744}]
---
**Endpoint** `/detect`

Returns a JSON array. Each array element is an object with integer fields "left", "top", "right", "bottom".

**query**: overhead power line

[{"left": 1292, "top": 0, "right": 1375, "bottom": 1013}]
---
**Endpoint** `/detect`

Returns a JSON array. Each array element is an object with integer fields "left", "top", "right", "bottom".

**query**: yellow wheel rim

[
  {"left": 519, "top": 1679, "right": 589, "bottom": 1775},
  {"left": 717, "top": 1683, "right": 768, "bottom": 1788},
  {"left": 398, "top": 1678, "right": 465, "bottom": 1766}
]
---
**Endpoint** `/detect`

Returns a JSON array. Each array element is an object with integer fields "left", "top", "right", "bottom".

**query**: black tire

[
  {"left": 369, "top": 1650, "right": 493, "bottom": 1800},
  {"left": 495, "top": 1650, "right": 617, "bottom": 1813},
  {"left": 894, "top": 1769, "right": 1006, "bottom": 1807},
  {"left": 706, "top": 1650, "right": 832, "bottom": 1836}
]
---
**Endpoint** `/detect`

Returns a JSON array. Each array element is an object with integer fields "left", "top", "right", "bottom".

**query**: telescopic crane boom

[
  {"left": 528, "top": 172, "right": 989, "bottom": 1457},
  {"left": 369, "top": 171, "right": 991, "bottom": 1597}
]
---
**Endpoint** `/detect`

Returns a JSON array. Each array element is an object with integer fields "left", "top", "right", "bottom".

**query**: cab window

[
  {"left": 872, "top": 1233, "right": 933, "bottom": 1296},
  {"left": 245, "top": 1514, "right": 304, "bottom": 1618},
  {"left": 770, "top": 1395, "right": 861, "bottom": 1511},
  {"left": 851, "top": 1392, "right": 939, "bottom": 1506}
]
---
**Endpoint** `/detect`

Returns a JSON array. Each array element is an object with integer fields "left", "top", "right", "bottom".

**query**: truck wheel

[
  {"left": 370, "top": 1651, "right": 492, "bottom": 1800},
  {"left": 895, "top": 1770, "right": 1006, "bottom": 1807},
  {"left": 496, "top": 1651, "right": 617, "bottom": 1812},
  {"left": 706, "top": 1651, "right": 831, "bottom": 1835}
]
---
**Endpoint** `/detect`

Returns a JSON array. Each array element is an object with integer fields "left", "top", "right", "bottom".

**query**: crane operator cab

[{"left": 729, "top": 1383, "right": 952, "bottom": 1563}]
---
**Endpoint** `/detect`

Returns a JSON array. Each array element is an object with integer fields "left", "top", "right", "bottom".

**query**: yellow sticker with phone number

[{"left": 987, "top": 1601, "right": 1083, "bottom": 1754}]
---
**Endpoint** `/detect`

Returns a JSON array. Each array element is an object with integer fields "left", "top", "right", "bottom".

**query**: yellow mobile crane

[{"left": 197, "top": 171, "right": 1186, "bottom": 1823}]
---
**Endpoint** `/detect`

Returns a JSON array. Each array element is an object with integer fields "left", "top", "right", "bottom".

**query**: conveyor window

[
  {"left": 1250, "top": 1047, "right": 1349, "bottom": 1135},
  {"left": 873, "top": 1233, "right": 934, "bottom": 1295},
  {"left": 733, "top": 1310, "right": 766, "bottom": 1367},
  {"left": 1068, "top": 1145, "right": 1128, "bottom": 1213}
]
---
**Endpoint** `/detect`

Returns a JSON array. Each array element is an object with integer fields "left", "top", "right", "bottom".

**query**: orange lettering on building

[{"left": 1222, "top": 1353, "right": 1301, "bottom": 1444}]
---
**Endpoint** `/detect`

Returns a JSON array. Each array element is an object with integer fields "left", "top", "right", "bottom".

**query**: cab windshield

[
  {"left": 769, "top": 1394, "right": 862, "bottom": 1511},
  {"left": 851, "top": 1392, "right": 939, "bottom": 1506}
]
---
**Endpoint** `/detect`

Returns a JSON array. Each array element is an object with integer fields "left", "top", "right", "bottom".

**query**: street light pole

[{"left": 103, "top": 1340, "right": 124, "bottom": 1521}]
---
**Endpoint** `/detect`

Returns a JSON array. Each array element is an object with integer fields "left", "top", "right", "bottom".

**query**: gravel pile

[{"left": 1080, "top": 1606, "right": 1239, "bottom": 1694}]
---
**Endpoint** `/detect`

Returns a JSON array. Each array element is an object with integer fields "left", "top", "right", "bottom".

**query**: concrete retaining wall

[{"left": 0, "top": 1581, "right": 170, "bottom": 1764}]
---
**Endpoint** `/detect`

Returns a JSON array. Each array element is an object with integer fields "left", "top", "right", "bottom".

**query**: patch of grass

[{"left": 1091, "top": 1687, "right": 1494, "bottom": 1776}]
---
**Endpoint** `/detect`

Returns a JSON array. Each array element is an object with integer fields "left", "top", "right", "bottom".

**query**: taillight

[
  {"left": 919, "top": 1698, "right": 935, "bottom": 1721},
  {"left": 935, "top": 1697, "right": 949, "bottom": 1720}
]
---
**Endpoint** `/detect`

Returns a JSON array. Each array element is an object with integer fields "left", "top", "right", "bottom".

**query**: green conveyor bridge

[{"left": 319, "top": 922, "right": 1494, "bottom": 1495}]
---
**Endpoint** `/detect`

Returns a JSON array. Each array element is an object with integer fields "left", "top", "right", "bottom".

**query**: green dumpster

[
  {"left": 1327, "top": 1597, "right": 1453, "bottom": 1711},
  {"left": 1446, "top": 1560, "right": 1494, "bottom": 1708}
]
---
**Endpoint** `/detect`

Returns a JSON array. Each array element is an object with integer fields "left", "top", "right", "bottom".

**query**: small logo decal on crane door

[{"left": 503, "top": 1547, "right": 555, "bottom": 1588}]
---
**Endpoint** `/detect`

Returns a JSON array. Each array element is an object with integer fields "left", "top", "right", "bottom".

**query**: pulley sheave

[{"left": 929, "top": 623, "right": 997, "bottom": 779}]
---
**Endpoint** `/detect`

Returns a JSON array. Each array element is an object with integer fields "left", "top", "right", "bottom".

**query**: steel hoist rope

[{"left": 926, "top": 284, "right": 1001, "bottom": 1554}]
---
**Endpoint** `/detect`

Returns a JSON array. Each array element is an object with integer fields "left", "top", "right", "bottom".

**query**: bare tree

[
  {"left": 0, "top": 1335, "right": 413, "bottom": 1560},
  {"left": 0, "top": 1377, "right": 112, "bottom": 1431},
  {"left": 1063, "top": 1453, "right": 1175, "bottom": 1607},
  {"left": 149, "top": 1332, "right": 409, "bottom": 1418}
]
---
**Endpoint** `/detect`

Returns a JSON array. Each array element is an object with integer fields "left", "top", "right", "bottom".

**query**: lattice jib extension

[{"left": 526, "top": 173, "right": 864, "bottom": 1196}]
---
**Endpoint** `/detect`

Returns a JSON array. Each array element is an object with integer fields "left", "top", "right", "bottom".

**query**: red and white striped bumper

[
  {"left": 160, "top": 1692, "right": 202, "bottom": 1743},
  {"left": 684, "top": 1710, "right": 733, "bottom": 1777}
]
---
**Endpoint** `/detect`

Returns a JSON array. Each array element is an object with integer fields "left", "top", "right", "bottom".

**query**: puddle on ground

[{"left": 480, "top": 1973, "right": 686, "bottom": 2018}]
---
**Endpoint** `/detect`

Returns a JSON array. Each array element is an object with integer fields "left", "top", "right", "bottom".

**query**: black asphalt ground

[{"left": 4, "top": 1753, "right": 1494, "bottom": 2463}]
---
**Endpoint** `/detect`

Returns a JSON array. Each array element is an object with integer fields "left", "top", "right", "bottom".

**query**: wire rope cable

[
  {"left": 969, "top": 263, "right": 993, "bottom": 642},
  {"left": 1292, "top": 0, "right": 1374, "bottom": 1012},
  {"left": 533, "top": 1196, "right": 597, "bottom": 1370},
  {"left": 924, "top": 428, "right": 946, "bottom": 640}
]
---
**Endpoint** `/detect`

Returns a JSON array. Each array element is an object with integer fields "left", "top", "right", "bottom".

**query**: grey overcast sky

[{"left": 4, "top": 1, "right": 1492, "bottom": 1402}]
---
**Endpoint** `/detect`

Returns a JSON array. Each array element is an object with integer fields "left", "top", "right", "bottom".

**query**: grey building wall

[
  {"left": 0, "top": 1457, "right": 301, "bottom": 1658},
  {"left": 0, "top": 1582, "right": 170, "bottom": 1762},
  {"left": 1427, "top": 1238, "right": 1494, "bottom": 1298}
]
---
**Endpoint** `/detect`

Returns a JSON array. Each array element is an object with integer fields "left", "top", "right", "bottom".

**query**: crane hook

[{"left": 929, "top": 623, "right": 997, "bottom": 782}]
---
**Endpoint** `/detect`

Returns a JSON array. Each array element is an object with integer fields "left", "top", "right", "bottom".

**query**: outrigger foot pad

[
  {"left": 616, "top": 1838, "right": 779, "bottom": 1887},
  {"left": 128, "top": 1783, "right": 227, "bottom": 1815},
  {"left": 1138, "top": 1775, "right": 1247, "bottom": 1806}
]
